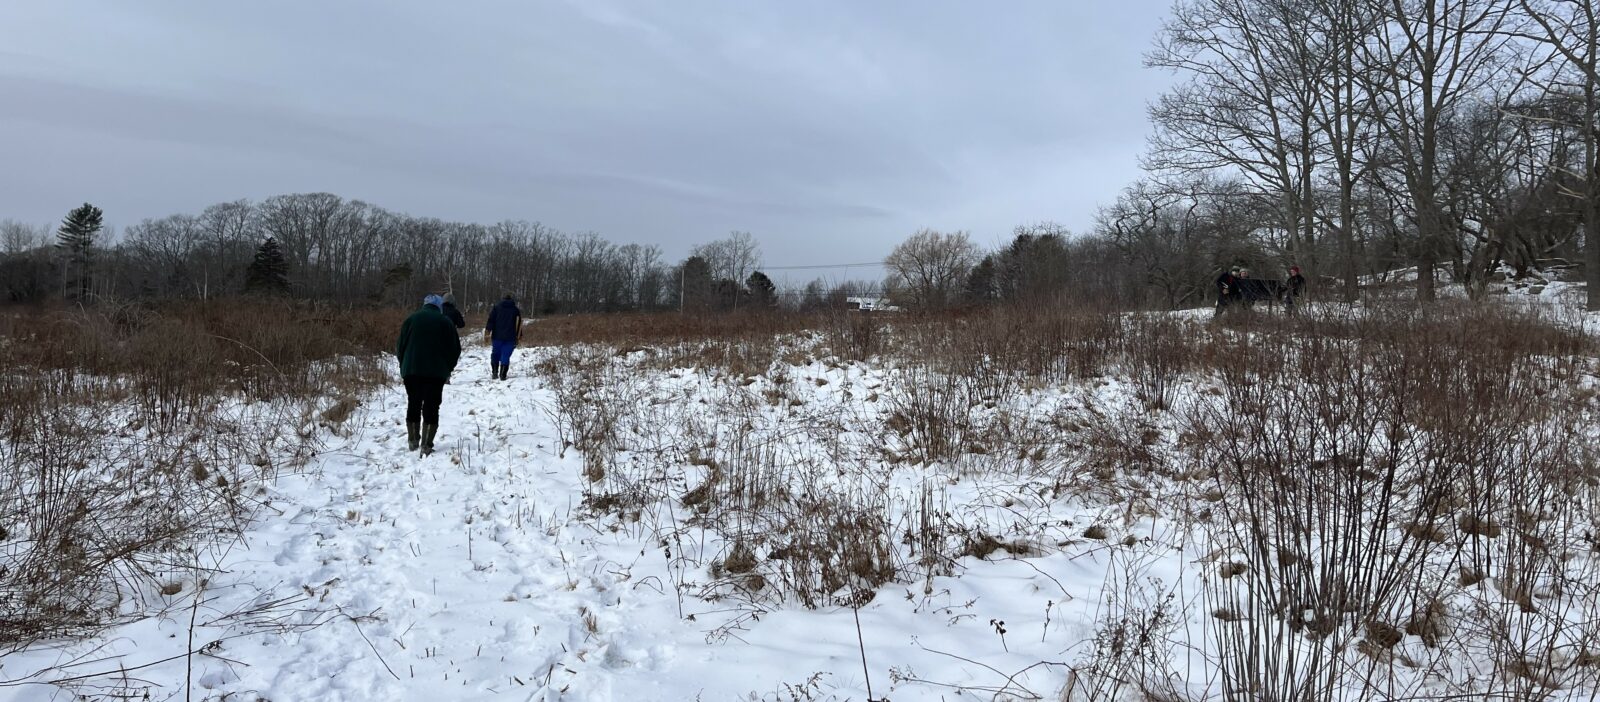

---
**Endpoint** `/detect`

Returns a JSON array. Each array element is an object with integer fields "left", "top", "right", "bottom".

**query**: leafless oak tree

[{"left": 883, "top": 229, "right": 980, "bottom": 311}]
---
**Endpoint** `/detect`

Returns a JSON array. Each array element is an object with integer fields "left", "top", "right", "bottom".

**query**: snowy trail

[{"left": 215, "top": 342, "right": 680, "bottom": 701}]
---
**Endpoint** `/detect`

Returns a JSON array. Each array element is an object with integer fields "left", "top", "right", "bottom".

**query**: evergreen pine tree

[
  {"left": 245, "top": 237, "right": 291, "bottom": 296},
  {"left": 711, "top": 278, "right": 742, "bottom": 312},
  {"left": 56, "top": 202, "right": 103, "bottom": 300},
  {"left": 678, "top": 255, "right": 714, "bottom": 312},
  {"left": 379, "top": 263, "right": 414, "bottom": 305},
  {"left": 745, "top": 271, "right": 778, "bottom": 310},
  {"left": 965, "top": 256, "right": 998, "bottom": 305}
]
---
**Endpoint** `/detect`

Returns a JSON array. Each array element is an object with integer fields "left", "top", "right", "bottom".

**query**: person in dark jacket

[
  {"left": 1215, "top": 267, "right": 1240, "bottom": 316},
  {"left": 484, "top": 294, "right": 523, "bottom": 380},
  {"left": 1236, "top": 267, "right": 1262, "bottom": 309},
  {"left": 441, "top": 293, "right": 466, "bottom": 330},
  {"left": 396, "top": 294, "right": 462, "bottom": 456},
  {"left": 1285, "top": 266, "right": 1306, "bottom": 311}
]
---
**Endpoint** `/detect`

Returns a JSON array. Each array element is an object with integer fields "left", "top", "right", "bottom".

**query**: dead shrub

[
  {"left": 1067, "top": 547, "right": 1184, "bottom": 702},
  {"left": 1183, "top": 302, "right": 1600, "bottom": 699},
  {"left": 320, "top": 395, "right": 360, "bottom": 426},
  {"left": 547, "top": 310, "right": 818, "bottom": 345},
  {"left": 1458, "top": 512, "right": 1503, "bottom": 538},
  {"left": 760, "top": 503, "right": 900, "bottom": 609},
  {"left": 1121, "top": 314, "right": 1195, "bottom": 410}
]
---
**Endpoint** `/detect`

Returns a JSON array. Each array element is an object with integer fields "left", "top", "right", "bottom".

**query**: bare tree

[
  {"left": 1446, "top": 98, "right": 1585, "bottom": 297},
  {"left": 883, "top": 229, "right": 980, "bottom": 311},
  {"left": 1513, "top": 0, "right": 1600, "bottom": 309},
  {"left": 124, "top": 214, "right": 204, "bottom": 297},
  {"left": 0, "top": 219, "right": 47, "bottom": 255},
  {"left": 1147, "top": 0, "right": 1326, "bottom": 281},
  {"left": 196, "top": 200, "right": 255, "bottom": 300},
  {"left": 618, "top": 243, "right": 665, "bottom": 310},
  {"left": 1098, "top": 177, "right": 1269, "bottom": 308},
  {"left": 1365, "top": 0, "right": 1516, "bottom": 301},
  {"left": 692, "top": 231, "right": 762, "bottom": 284},
  {"left": 1308, "top": 0, "right": 1386, "bottom": 301}
]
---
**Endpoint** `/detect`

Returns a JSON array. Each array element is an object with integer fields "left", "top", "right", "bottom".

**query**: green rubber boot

[
  {"left": 420, "top": 424, "right": 438, "bottom": 457},
  {"left": 406, "top": 422, "right": 421, "bottom": 452}
]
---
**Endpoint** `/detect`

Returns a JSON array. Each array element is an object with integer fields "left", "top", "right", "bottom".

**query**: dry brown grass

[
  {"left": 0, "top": 298, "right": 398, "bottom": 650},
  {"left": 1177, "top": 303, "right": 1600, "bottom": 699},
  {"left": 526, "top": 298, "right": 1600, "bottom": 699},
  {"left": 531, "top": 310, "right": 824, "bottom": 348}
]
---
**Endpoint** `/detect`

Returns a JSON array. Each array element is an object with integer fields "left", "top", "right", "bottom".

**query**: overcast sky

[{"left": 0, "top": 1, "right": 1170, "bottom": 274}]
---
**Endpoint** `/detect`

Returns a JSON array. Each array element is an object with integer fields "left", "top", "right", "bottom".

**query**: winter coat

[
  {"left": 396, "top": 305, "right": 462, "bottom": 381},
  {"left": 1287, "top": 273, "right": 1306, "bottom": 297},
  {"left": 1236, "top": 277, "right": 1274, "bottom": 302},
  {"left": 485, "top": 299, "right": 522, "bottom": 343},
  {"left": 442, "top": 301, "right": 466, "bottom": 329},
  {"left": 1216, "top": 273, "right": 1239, "bottom": 299}
]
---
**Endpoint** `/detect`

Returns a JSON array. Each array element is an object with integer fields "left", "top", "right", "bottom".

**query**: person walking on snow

[
  {"left": 485, "top": 293, "right": 523, "bottom": 381},
  {"left": 441, "top": 293, "right": 466, "bottom": 330},
  {"left": 396, "top": 294, "right": 461, "bottom": 456}
]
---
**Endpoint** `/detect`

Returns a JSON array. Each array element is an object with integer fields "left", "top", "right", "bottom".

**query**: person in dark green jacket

[{"left": 396, "top": 294, "right": 461, "bottom": 456}]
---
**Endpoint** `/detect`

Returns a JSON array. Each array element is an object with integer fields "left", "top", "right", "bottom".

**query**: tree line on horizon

[
  {"left": 0, "top": 194, "right": 1145, "bottom": 314},
  {"left": 0, "top": 197, "right": 891, "bottom": 313}
]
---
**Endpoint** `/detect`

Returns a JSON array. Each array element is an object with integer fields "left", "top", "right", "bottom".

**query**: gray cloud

[
  {"left": 0, "top": 1, "right": 1169, "bottom": 268},
  {"left": 0, "top": 74, "right": 376, "bottom": 156}
]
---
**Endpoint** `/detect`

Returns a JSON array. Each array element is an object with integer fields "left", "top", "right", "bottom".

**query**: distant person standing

[
  {"left": 1285, "top": 266, "right": 1306, "bottom": 312},
  {"left": 1236, "top": 267, "right": 1258, "bottom": 309},
  {"left": 441, "top": 293, "right": 466, "bottom": 330},
  {"left": 485, "top": 293, "right": 523, "bottom": 381},
  {"left": 396, "top": 294, "right": 461, "bottom": 456},
  {"left": 1215, "top": 267, "right": 1240, "bottom": 317}
]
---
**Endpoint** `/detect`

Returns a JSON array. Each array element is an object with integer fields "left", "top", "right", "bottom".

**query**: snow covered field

[
  {"left": 6, "top": 304, "right": 1600, "bottom": 701},
  {"left": 2, "top": 340, "right": 1136, "bottom": 701}
]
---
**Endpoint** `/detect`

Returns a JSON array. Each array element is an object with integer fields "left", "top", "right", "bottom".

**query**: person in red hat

[
  {"left": 1215, "top": 266, "right": 1241, "bottom": 316},
  {"left": 1285, "top": 265, "right": 1306, "bottom": 311}
]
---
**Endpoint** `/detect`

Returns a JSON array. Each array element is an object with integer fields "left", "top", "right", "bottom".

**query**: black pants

[
  {"left": 403, "top": 376, "right": 445, "bottom": 425},
  {"left": 1215, "top": 294, "right": 1237, "bottom": 316}
]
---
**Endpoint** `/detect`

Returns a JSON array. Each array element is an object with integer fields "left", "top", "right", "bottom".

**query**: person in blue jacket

[{"left": 484, "top": 293, "right": 523, "bottom": 380}]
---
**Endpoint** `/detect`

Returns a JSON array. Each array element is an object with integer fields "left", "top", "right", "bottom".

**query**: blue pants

[{"left": 491, "top": 339, "right": 516, "bottom": 367}]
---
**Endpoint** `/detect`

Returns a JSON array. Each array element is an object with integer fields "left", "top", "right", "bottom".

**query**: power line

[
  {"left": 758, "top": 261, "right": 885, "bottom": 270},
  {"left": 769, "top": 289, "right": 890, "bottom": 297}
]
